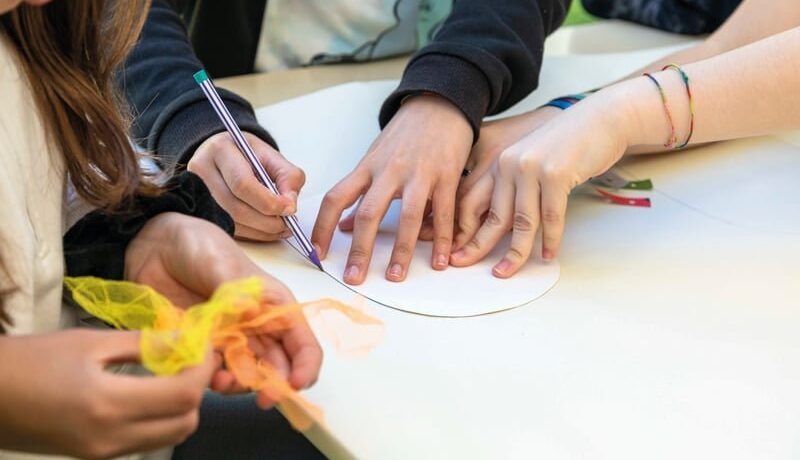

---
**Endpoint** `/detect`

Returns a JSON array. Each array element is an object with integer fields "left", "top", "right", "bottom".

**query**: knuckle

[
  {"left": 347, "top": 247, "right": 370, "bottom": 263},
  {"left": 228, "top": 201, "right": 249, "bottom": 220},
  {"left": 457, "top": 220, "right": 475, "bottom": 236},
  {"left": 544, "top": 236, "right": 561, "bottom": 249},
  {"left": 84, "top": 394, "right": 116, "bottom": 428},
  {"left": 540, "top": 163, "right": 569, "bottom": 183},
  {"left": 354, "top": 205, "right": 379, "bottom": 224},
  {"left": 506, "top": 246, "right": 527, "bottom": 262},
  {"left": 400, "top": 203, "right": 423, "bottom": 222},
  {"left": 321, "top": 189, "right": 345, "bottom": 208},
  {"left": 485, "top": 209, "right": 505, "bottom": 227},
  {"left": 176, "top": 388, "right": 204, "bottom": 412},
  {"left": 464, "top": 238, "right": 482, "bottom": 252},
  {"left": 392, "top": 242, "right": 413, "bottom": 259},
  {"left": 434, "top": 235, "right": 452, "bottom": 248},
  {"left": 228, "top": 173, "right": 253, "bottom": 198},
  {"left": 186, "top": 156, "right": 206, "bottom": 174},
  {"left": 497, "top": 149, "right": 520, "bottom": 173},
  {"left": 208, "top": 133, "right": 228, "bottom": 149},
  {"left": 542, "top": 208, "right": 562, "bottom": 226},
  {"left": 177, "top": 411, "right": 201, "bottom": 441},
  {"left": 387, "top": 155, "right": 410, "bottom": 172},
  {"left": 513, "top": 212, "right": 535, "bottom": 232},
  {"left": 518, "top": 155, "right": 542, "bottom": 175},
  {"left": 434, "top": 205, "right": 454, "bottom": 223}
]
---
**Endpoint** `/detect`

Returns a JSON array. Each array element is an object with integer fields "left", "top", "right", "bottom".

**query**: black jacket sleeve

[
  {"left": 64, "top": 172, "right": 235, "bottom": 281},
  {"left": 379, "top": 0, "right": 571, "bottom": 140},
  {"left": 120, "top": 0, "right": 276, "bottom": 172}
]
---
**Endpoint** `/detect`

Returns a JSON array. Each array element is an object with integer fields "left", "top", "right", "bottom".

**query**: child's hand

[
  {"left": 460, "top": 107, "right": 562, "bottom": 198},
  {"left": 312, "top": 94, "right": 473, "bottom": 284},
  {"left": 0, "top": 330, "right": 217, "bottom": 459},
  {"left": 188, "top": 131, "right": 306, "bottom": 242},
  {"left": 124, "top": 213, "right": 322, "bottom": 406},
  {"left": 419, "top": 107, "right": 562, "bottom": 241},
  {"left": 450, "top": 89, "right": 634, "bottom": 277}
]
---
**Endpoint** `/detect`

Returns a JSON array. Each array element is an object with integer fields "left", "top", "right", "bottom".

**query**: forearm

[
  {"left": 121, "top": 0, "right": 274, "bottom": 169},
  {"left": 636, "top": 0, "right": 800, "bottom": 76},
  {"left": 615, "top": 27, "right": 800, "bottom": 150}
]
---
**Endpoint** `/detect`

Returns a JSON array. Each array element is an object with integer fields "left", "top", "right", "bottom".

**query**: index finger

[
  {"left": 343, "top": 183, "right": 397, "bottom": 285},
  {"left": 312, "top": 170, "right": 370, "bottom": 259}
]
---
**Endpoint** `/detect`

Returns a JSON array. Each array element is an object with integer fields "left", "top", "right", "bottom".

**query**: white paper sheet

[
  {"left": 245, "top": 38, "right": 800, "bottom": 459},
  {"left": 294, "top": 194, "right": 559, "bottom": 317},
  {"left": 249, "top": 46, "right": 706, "bottom": 317},
  {"left": 256, "top": 82, "right": 559, "bottom": 317}
]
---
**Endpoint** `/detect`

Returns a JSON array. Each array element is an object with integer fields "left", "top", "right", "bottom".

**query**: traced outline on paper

[
  {"left": 283, "top": 238, "right": 560, "bottom": 319},
  {"left": 616, "top": 163, "right": 800, "bottom": 237}
]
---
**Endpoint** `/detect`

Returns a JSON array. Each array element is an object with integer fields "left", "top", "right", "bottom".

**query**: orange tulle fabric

[{"left": 64, "top": 276, "right": 383, "bottom": 430}]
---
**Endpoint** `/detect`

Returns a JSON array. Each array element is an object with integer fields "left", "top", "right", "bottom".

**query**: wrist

[
  {"left": 394, "top": 93, "right": 474, "bottom": 149},
  {"left": 123, "top": 212, "right": 185, "bottom": 279},
  {"left": 607, "top": 72, "right": 691, "bottom": 148},
  {"left": 599, "top": 79, "right": 658, "bottom": 148}
]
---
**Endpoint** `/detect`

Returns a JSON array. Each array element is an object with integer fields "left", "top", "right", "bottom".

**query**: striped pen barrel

[{"left": 194, "top": 69, "right": 323, "bottom": 270}]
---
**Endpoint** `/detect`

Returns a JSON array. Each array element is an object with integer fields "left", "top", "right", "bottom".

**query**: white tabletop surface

[{"left": 238, "top": 22, "right": 800, "bottom": 459}]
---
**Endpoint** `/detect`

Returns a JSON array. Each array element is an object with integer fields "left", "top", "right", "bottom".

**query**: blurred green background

[{"left": 565, "top": 1, "right": 596, "bottom": 26}]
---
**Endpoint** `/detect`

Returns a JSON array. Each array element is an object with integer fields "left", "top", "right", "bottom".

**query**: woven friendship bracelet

[
  {"left": 643, "top": 73, "right": 678, "bottom": 149},
  {"left": 662, "top": 63, "right": 695, "bottom": 149}
]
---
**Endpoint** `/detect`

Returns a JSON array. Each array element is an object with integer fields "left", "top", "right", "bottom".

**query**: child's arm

[
  {"left": 625, "top": 26, "right": 800, "bottom": 151},
  {"left": 466, "top": 0, "right": 800, "bottom": 173},
  {"left": 452, "top": 26, "right": 800, "bottom": 277},
  {"left": 636, "top": 0, "right": 800, "bottom": 75}
]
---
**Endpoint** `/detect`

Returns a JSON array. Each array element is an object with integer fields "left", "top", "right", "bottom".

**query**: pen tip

[{"left": 309, "top": 251, "right": 324, "bottom": 271}]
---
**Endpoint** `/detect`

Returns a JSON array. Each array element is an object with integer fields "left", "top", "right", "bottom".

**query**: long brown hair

[
  {"left": 0, "top": 0, "right": 154, "bottom": 332},
  {"left": 1, "top": 0, "right": 156, "bottom": 209}
]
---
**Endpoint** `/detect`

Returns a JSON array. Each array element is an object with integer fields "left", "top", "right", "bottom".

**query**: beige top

[
  {"left": 0, "top": 33, "right": 69, "bottom": 336},
  {"left": 0, "top": 33, "right": 167, "bottom": 460}
]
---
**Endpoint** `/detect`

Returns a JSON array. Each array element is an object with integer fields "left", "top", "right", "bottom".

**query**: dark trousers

[{"left": 172, "top": 393, "right": 327, "bottom": 460}]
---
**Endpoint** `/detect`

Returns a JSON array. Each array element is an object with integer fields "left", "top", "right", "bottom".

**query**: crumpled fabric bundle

[{"left": 64, "top": 276, "right": 382, "bottom": 430}]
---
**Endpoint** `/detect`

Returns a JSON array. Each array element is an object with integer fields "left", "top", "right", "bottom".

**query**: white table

[{"left": 224, "top": 22, "right": 800, "bottom": 459}]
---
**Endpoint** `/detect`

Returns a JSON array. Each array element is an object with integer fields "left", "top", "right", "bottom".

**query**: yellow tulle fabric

[{"left": 64, "top": 276, "right": 382, "bottom": 431}]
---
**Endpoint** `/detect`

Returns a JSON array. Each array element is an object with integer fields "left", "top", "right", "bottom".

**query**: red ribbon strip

[{"left": 595, "top": 188, "right": 652, "bottom": 208}]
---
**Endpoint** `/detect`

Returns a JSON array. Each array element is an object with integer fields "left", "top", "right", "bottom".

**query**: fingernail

[
  {"left": 493, "top": 258, "right": 513, "bottom": 276},
  {"left": 434, "top": 254, "right": 448, "bottom": 269},
  {"left": 542, "top": 249, "right": 553, "bottom": 261},
  {"left": 345, "top": 265, "right": 360, "bottom": 281},
  {"left": 387, "top": 263, "right": 403, "bottom": 280}
]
